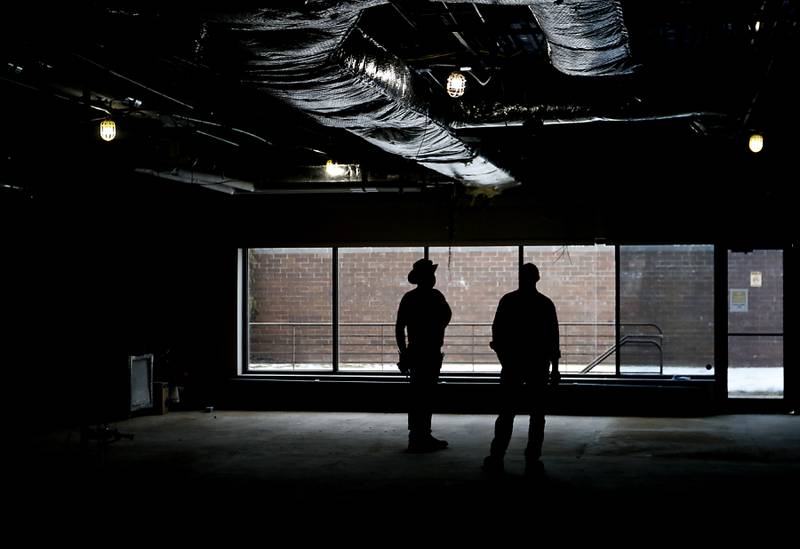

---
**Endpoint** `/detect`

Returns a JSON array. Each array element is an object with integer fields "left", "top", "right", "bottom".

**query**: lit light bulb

[
  {"left": 99, "top": 119, "right": 116, "bottom": 142},
  {"left": 325, "top": 160, "right": 347, "bottom": 177},
  {"left": 446, "top": 71, "right": 466, "bottom": 98},
  {"left": 748, "top": 133, "right": 764, "bottom": 153}
]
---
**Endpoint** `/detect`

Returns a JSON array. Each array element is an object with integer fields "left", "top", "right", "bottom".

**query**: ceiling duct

[
  {"left": 216, "top": 3, "right": 516, "bottom": 188},
  {"left": 444, "top": 0, "right": 634, "bottom": 76},
  {"left": 213, "top": 1, "right": 633, "bottom": 188},
  {"left": 530, "top": 0, "right": 633, "bottom": 76},
  {"left": 385, "top": 0, "right": 634, "bottom": 76}
]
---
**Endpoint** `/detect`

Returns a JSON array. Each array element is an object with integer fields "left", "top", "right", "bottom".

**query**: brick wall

[
  {"left": 249, "top": 249, "right": 333, "bottom": 364},
  {"left": 339, "top": 247, "right": 423, "bottom": 364},
  {"left": 430, "top": 247, "right": 518, "bottom": 364}
]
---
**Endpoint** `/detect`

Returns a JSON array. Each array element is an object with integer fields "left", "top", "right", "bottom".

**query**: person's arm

[
  {"left": 550, "top": 301, "right": 561, "bottom": 385},
  {"left": 490, "top": 296, "right": 506, "bottom": 353},
  {"left": 550, "top": 358, "right": 561, "bottom": 385},
  {"left": 395, "top": 310, "right": 410, "bottom": 374},
  {"left": 395, "top": 323, "right": 406, "bottom": 353},
  {"left": 395, "top": 298, "right": 407, "bottom": 354},
  {"left": 442, "top": 296, "right": 452, "bottom": 327}
]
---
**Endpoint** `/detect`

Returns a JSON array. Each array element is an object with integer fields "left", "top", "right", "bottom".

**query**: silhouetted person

[
  {"left": 396, "top": 258, "right": 452, "bottom": 452},
  {"left": 483, "top": 263, "right": 561, "bottom": 477}
]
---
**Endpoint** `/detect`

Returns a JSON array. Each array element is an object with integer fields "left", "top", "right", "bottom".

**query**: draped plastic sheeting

[
  {"left": 217, "top": 4, "right": 516, "bottom": 187},
  {"left": 529, "top": 0, "right": 632, "bottom": 75},
  {"left": 446, "top": 0, "right": 632, "bottom": 76},
  {"left": 216, "top": 1, "right": 631, "bottom": 187}
]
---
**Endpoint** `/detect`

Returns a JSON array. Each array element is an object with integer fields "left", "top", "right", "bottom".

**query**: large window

[
  {"left": 248, "top": 248, "right": 333, "bottom": 372},
  {"left": 243, "top": 245, "right": 644, "bottom": 375},
  {"left": 619, "top": 245, "right": 714, "bottom": 375}
]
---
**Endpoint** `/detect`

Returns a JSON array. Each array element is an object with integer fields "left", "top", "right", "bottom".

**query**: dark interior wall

[
  {"left": 230, "top": 153, "right": 793, "bottom": 248},
  {"left": 4, "top": 173, "right": 237, "bottom": 433},
  {"left": 786, "top": 246, "right": 797, "bottom": 408}
]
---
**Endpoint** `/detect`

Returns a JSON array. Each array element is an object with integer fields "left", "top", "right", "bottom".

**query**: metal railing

[
  {"left": 248, "top": 321, "right": 663, "bottom": 374},
  {"left": 581, "top": 334, "right": 664, "bottom": 374}
]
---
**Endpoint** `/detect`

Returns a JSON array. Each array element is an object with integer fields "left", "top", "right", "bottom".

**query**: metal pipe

[
  {"left": 73, "top": 53, "right": 195, "bottom": 110},
  {"left": 450, "top": 112, "right": 730, "bottom": 130}
]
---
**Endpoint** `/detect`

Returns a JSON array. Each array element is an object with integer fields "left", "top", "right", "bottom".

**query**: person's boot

[
  {"left": 482, "top": 454, "right": 505, "bottom": 475},
  {"left": 524, "top": 458, "right": 545, "bottom": 479},
  {"left": 408, "top": 432, "right": 448, "bottom": 453},
  {"left": 427, "top": 434, "right": 448, "bottom": 449},
  {"left": 524, "top": 446, "right": 545, "bottom": 478},
  {"left": 407, "top": 432, "right": 430, "bottom": 453}
]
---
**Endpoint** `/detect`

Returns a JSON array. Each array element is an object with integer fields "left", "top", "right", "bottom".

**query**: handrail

[
  {"left": 250, "top": 321, "right": 664, "bottom": 374},
  {"left": 251, "top": 321, "right": 662, "bottom": 333},
  {"left": 580, "top": 335, "right": 663, "bottom": 374}
]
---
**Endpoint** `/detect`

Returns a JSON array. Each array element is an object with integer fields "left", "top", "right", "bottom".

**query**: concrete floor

[{"left": 17, "top": 411, "right": 800, "bottom": 539}]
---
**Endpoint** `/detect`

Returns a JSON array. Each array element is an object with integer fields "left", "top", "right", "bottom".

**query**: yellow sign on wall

[{"left": 730, "top": 289, "right": 748, "bottom": 312}]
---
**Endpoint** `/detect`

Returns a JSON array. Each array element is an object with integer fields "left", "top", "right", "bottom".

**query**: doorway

[{"left": 727, "top": 249, "right": 784, "bottom": 399}]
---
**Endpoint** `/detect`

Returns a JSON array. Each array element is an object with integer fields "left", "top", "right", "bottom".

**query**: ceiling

[{"left": 2, "top": 1, "right": 798, "bottom": 198}]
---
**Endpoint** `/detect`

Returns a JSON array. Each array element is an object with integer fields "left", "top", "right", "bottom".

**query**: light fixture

[
  {"left": 446, "top": 71, "right": 466, "bottom": 98},
  {"left": 321, "top": 160, "right": 361, "bottom": 181},
  {"left": 748, "top": 133, "right": 764, "bottom": 153},
  {"left": 99, "top": 119, "right": 116, "bottom": 142},
  {"left": 325, "top": 160, "right": 347, "bottom": 177}
]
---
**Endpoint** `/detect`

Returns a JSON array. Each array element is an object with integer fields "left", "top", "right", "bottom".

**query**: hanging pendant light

[
  {"left": 748, "top": 133, "right": 764, "bottom": 153},
  {"left": 446, "top": 71, "right": 466, "bottom": 98},
  {"left": 99, "top": 119, "right": 117, "bottom": 142}
]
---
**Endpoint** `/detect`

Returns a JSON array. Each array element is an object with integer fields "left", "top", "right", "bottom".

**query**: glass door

[{"left": 727, "top": 250, "right": 784, "bottom": 399}]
